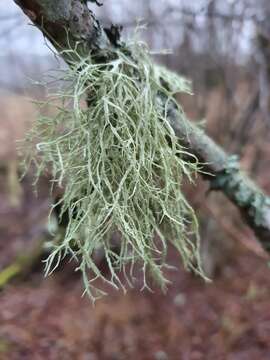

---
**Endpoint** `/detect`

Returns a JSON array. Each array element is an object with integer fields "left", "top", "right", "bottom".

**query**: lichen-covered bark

[
  {"left": 169, "top": 106, "right": 270, "bottom": 250},
  {"left": 14, "top": 0, "right": 270, "bottom": 251}
]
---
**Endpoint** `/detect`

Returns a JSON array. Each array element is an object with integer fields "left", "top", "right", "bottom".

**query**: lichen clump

[{"left": 25, "top": 40, "right": 204, "bottom": 300}]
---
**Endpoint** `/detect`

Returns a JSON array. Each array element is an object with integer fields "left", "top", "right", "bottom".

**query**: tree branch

[
  {"left": 13, "top": 0, "right": 270, "bottom": 251},
  {"left": 14, "top": 0, "right": 110, "bottom": 58},
  {"left": 169, "top": 108, "right": 270, "bottom": 250}
]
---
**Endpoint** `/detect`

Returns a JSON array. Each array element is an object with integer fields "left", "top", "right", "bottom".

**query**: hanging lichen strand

[{"left": 25, "top": 40, "right": 205, "bottom": 300}]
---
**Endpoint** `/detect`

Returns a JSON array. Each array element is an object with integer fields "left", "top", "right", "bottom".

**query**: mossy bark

[
  {"left": 168, "top": 107, "right": 270, "bottom": 251},
  {"left": 14, "top": 0, "right": 270, "bottom": 251}
]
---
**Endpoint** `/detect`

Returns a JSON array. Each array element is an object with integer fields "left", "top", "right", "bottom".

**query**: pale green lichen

[{"left": 24, "top": 39, "right": 205, "bottom": 300}]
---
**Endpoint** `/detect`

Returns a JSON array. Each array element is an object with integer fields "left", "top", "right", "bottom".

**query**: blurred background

[{"left": 1, "top": 0, "right": 270, "bottom": 359}]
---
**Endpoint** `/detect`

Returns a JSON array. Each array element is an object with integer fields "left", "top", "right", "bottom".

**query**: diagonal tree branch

[
  {"left": 169, "top": 108, "right": 270, "bottom": 251},
  {"left": 13, "top": 0, "right": 270, "bottom": 252}
]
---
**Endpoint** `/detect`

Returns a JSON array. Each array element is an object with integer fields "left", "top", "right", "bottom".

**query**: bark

[
  {"left": 14, "top": 0, "right": 110, "bottom": 60},
  {"left": 169, "top": 108, "right": 270, "bottom": 251},
  {"left": 14, "top": 0, "right": 270, "bottom": 252}
]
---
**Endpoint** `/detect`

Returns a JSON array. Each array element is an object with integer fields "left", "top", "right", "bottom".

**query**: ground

[{"left": 0, "top": 178, "right": 270, "bottom": 360}]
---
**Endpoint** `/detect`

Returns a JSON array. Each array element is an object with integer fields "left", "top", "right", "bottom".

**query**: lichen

[
  {"left": 23, "top": 39, "right": 205, "bottom": 300},
  {"left": 211, "top": 155, "right": 270, "bottom": 230}
]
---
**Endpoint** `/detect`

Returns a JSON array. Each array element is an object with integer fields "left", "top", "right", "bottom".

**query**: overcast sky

[{"left": 0, "top": 1, "right": 52, "bottom": 55}]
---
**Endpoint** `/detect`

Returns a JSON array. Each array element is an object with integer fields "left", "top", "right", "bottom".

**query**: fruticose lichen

[{"left": 24, "top": 39, "right": 205, "bottom": 300}]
